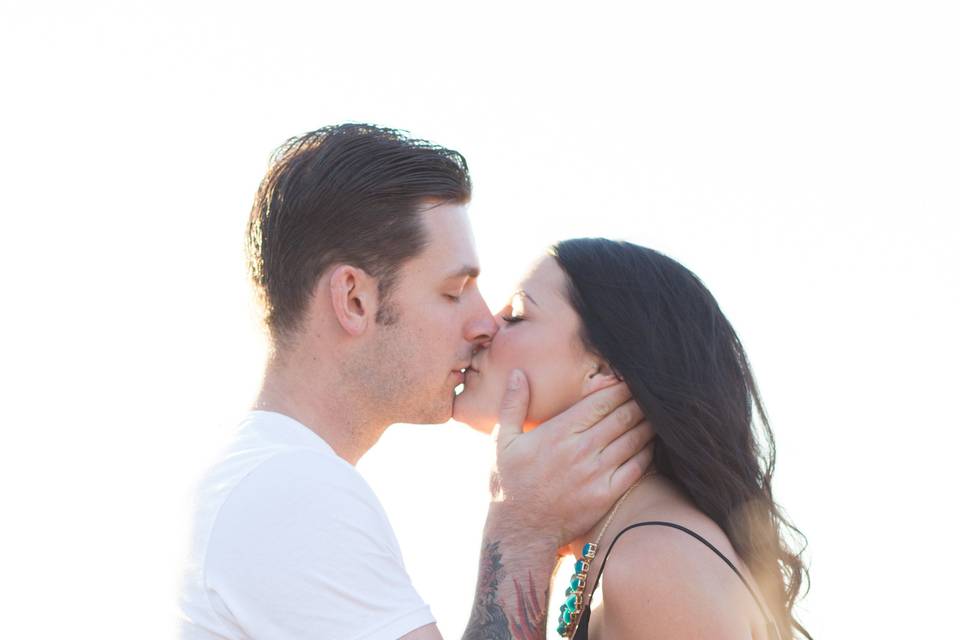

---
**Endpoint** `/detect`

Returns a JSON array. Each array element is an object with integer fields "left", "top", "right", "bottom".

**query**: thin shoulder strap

[{"left": 588, "top": 521, "right": 783, "bottom": 640}]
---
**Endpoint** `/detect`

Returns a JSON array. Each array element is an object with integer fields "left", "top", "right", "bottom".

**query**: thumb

[{"left": 495, "top": 369, "right": 529, "bottom": 445}]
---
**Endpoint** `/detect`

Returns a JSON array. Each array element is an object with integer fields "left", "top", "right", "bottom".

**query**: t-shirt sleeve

[{"left": 204, "top": 449, "right": 434, "bottom": 640}]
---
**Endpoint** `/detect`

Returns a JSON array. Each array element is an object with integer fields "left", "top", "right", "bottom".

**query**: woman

[{"left": 454, "top": 238, "right": 811, "bottom": 639}]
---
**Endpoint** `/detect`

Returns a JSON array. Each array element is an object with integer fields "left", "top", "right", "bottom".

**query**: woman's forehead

[
  {"left": 511, "top": 256, "right": 572, "bottom": 313},
  {"left": 519, "top": 255, "right": 564, "bottom": 293}
]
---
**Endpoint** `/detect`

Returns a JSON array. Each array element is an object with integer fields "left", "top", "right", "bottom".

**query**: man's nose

[{"left": 466, "top": 300, "right": 498, "bottom": 349}]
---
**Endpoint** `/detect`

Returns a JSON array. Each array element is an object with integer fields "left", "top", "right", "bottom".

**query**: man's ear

[
  {"left": 328, "top": 265, "right": 378, "bottom": 336},
  {"left": 582, "top": 360, "right": 621, "bottom": 395}
]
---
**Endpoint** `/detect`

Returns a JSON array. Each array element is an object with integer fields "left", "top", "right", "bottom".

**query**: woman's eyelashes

[{"left": 500, "top": 296, "right": 527, "bottom": 323}]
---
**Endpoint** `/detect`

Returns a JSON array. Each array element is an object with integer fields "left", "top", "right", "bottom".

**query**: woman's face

[{"left": 453, "top": 255, "right": 609, "bottom": 432}]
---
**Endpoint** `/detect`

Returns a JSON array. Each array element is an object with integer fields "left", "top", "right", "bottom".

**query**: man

[{"left": 178, "top": 124, "right": 652, "bottom": 639}]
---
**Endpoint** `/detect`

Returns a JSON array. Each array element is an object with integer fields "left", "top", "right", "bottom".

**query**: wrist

[
  {"left": 484, "top": 501, "right": 561, "bottom": 558},
  {"left": 466, "top": 503, "right": 558, "bottom": 640}
]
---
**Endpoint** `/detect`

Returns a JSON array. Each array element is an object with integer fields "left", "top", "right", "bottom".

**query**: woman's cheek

[
  {"left": 533, "top": 347, "right": 587, "bottom": 423},
  {"left": 494, "top": 336, "right": 526, "bottom": 379},
  {"left": 524, "top": 363, "right": 564, "bottom": 424}
]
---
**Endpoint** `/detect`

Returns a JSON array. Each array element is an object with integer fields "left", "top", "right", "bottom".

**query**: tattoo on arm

[
  {"left": 507, "top": 570, "right": 546, "bottom": 640},
  {"left": 464, "top": 540, "right": 511, "bottom": 640},
  {"left": 463, "top": 540, "right": 547, "bottom": 640}
]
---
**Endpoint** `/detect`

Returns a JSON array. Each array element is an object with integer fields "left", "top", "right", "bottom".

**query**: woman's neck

[{"left": 568, "top": 470, "right": 669, "bottom": 561}]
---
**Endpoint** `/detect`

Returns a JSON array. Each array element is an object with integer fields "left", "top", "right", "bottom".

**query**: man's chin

[{"left": 400, "top": 393, "right": 454, "bottom": 426}]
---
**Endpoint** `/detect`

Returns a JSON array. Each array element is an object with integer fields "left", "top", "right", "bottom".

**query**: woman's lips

[{"left": 453, "top": 367, "right": 478, "bottom": 396}]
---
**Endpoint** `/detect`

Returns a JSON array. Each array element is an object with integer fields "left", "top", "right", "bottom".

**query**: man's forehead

[{"left": 418, "top": 203, "right": 480, "bottom": 273}]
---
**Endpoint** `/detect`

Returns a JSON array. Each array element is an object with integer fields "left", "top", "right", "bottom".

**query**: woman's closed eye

[{"left": 500, "top": 293, "right": 529, "bottom": 324}]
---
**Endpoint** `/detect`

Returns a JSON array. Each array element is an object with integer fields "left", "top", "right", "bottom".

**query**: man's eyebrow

[
  {"left": 513, "top": 290, "right": 539, "bottom": 307},
  {"left": 445, "top": 265, "right": 480, "bottom": 280}
]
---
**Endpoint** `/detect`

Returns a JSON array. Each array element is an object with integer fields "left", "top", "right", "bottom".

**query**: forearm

[{"left": 463, "top": 503, "right": 559, "bottom": 640}]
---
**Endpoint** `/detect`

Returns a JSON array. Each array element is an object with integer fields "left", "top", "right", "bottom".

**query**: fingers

[
  {"left": 494, "top": 369, "right": 529, "bottom": 445},
  {"left": 543, "top": 382, "right": 634, "bottom": 436},
  {"left": 585, "top": 400, "right": 646, "bottom": 452},
  {"left": 608, "top": 439, "right": 656, "bottom": 496},
  {"left": 596, "top": 419, "right": 654, "bottom": 471}
]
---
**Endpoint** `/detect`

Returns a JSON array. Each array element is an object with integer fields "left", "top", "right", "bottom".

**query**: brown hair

[{"left": 246, "top": 124, "right": 471, "bottom": 341}]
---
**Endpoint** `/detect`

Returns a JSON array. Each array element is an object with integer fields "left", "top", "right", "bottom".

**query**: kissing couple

[{"left": 179, "top": 124, "right": 811, "bottom": 640}]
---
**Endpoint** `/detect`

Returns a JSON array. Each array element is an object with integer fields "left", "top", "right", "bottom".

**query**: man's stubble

[{"left": 349, "top": 313, "right": 453, "bottom": 427}]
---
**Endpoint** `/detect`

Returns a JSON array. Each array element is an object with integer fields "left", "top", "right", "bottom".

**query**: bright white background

[{"left": 1, "top": 1, "right": 957, "bottom": 638}]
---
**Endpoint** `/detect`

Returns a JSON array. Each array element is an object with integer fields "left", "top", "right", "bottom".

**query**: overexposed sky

[{"left": 1, "top": 1, "right": 958, "bottom": 637}]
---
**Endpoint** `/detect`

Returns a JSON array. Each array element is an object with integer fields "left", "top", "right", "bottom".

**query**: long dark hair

[{"left": 552, "top": 238, "right": 811, "bottom": 639}]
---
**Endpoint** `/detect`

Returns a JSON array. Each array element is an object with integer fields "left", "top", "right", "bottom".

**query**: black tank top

[{"left": 571, "top": 521, "right": 782, "bottom": 640}]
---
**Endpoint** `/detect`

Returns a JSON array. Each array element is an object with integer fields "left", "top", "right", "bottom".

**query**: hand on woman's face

[{"left": 453, "top": 255, "right": 616, "bottom": 433}]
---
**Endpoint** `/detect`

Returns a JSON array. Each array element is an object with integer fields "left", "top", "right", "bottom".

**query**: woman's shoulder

[{"left": 594, "top": 502, "right": 758, "bottom": 639}]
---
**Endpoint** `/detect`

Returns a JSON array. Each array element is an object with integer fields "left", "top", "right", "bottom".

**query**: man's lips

[
  {"left": 452, "top": 365, "right": 479, "bottom": 389},
  {"left": 454, "top": 363, "right": 480, "bottom": 375}
]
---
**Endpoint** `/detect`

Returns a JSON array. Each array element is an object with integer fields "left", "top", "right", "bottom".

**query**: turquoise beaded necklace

[{"left": 556, "top": 478, "right": 647, "bottom": 638}]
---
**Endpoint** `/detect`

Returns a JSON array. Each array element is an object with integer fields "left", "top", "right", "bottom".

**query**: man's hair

[{"left": 246, "top": 123, "right": 471, "bottom": 342}]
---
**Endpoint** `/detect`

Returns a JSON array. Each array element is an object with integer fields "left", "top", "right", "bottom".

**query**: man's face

[{"left": 364, "top": 202, "right": 497, "bottom": 424}]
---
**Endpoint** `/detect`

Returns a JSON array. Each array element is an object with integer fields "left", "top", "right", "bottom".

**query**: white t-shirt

[{"left": 178, "top": 411, "right": 434, "bottom": 639}]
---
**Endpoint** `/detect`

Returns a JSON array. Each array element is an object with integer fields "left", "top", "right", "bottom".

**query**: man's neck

[{"left": 253, "top": 352, "right": 387, "bottom": 465}]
